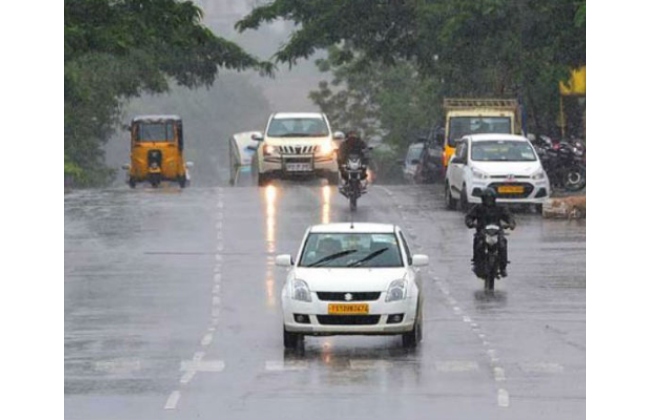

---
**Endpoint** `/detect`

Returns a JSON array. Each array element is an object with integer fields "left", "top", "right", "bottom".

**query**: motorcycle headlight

[
  {"left": 292, "top": 279, "right": 312, "bottom": 302},
  {"left": 531, "top": 169, "right": 546, "bottom": 180},
  {"left": 485, "top": 234, "right": 499, "bottom": 246},
  {"left": 472, "top": 168, "right": 489, "bottom": 180},
  {"left": 386, "top": 279, "right": 407, "bottom": 302}
]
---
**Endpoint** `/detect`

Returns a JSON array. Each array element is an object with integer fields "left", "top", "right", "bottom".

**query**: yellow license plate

[
  {"left": 498, "top": 185, "right": 524, "bottom": 194},
  {"left": 328, "top": 303, "right": 369, "bottom": 314}
]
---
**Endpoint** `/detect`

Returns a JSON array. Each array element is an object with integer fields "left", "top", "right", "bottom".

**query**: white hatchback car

[
  {"left": 276, "top": 223, "right": 429, "bottom": 350},
  {"left": 251, "top": 112, "right": 344, "bottom": 186},
  {"left": 444, "top": 133, "right": 551, "bottom": 211}
]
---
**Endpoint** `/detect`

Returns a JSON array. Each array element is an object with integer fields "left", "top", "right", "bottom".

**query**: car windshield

[
  {"left": 135, "top": 122, "right": 175, "bottom": 142},
  {"left": 298, "top": 233, "right": 403, "bottom": 268},
  {"left": 448, "top": 117, "right": 511, "bottom": 147},
  {"left": 267, "top": 118, "right": 329, "bottom": 137},
  {"left": 471, "top": 140, "right": 537, "bottom": 162},
  {"left": 406, "top": 144, "right": 424, "bottom": 161}
]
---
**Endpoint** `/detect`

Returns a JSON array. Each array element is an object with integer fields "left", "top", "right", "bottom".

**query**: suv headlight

[
  {"left": 386, "top": 279, "right": 407, "bottom": 302},
  {"left": 292, "top": 279, "right": 312, "bottom": 302},
  {"left": 531, "top": 169, "right": 546, "bottom": 180},
  {"left": 472, "top": 168, "right": 489, "bottom": 180},
  {"left": 318, "top": 141, "right": 334, "bottom": 156},
  {"left": 263, "top": 144, "right": 277, "bottom": 156}
]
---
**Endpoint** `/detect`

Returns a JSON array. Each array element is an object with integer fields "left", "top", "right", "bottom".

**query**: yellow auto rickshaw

[{"left": 124, "top": 115, "right": 192, "bottom": 188}]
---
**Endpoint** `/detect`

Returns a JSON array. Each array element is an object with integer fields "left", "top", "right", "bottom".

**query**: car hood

[
  {"left": 293, "top": 268, "right": 406, "bottom": 292},
  {"left": 265, "top": 136, "right": 331, "bottom": 145},
  {"left": 471, "top": 161, "right": 542, "bottom": 176}
]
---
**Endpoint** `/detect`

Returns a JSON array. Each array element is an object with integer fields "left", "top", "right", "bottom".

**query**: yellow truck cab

[
  {"left": 124, "top": 115, "right": 192, "bottom": 188},
  {"left": 442, "top": 98, "right": 523, "bottom": 170}
]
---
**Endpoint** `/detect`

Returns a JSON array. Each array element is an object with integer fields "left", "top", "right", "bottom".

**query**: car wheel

[
  {"left": 326, "top": 172, "right": 339, "bottom": 186},
  {"left": 460, "top": 186, "right": 469, "bottom": 212},
  {"left": 178, "top": 175, "right": 187, "bottom": 188},
  {"left": 128, "top": 177, "right": 136, "bottom": 189},
  {"left": 444, "top": 182, "right": 457, "bottom": 210},
  {"left": 402, "top": 305, "right": 422, "bottom": 349},
  {"left": 283, "top": 326, "right": 303, "bottom": 350},
  {"left": 258, "top": 172, "right": 270, "bottom": 187}
]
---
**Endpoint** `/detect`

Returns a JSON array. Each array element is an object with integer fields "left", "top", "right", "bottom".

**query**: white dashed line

[
  {"left": 435, "top": 361, "right": 479, "bottom": 372},
  {"left": 520, "top": 362, "right": 564, "bottom": 373},
  {"left": 164, "top": 390, "right": 181, "bottom": 410},
  {"left": 200, "top": 333, "right": 213, "bottom": 346},
  {"left": 498, "top": 389, "right": 510, "bottom": 407},
  {"left": 493, "top": 367, "right": 506, "bottom": 382}
]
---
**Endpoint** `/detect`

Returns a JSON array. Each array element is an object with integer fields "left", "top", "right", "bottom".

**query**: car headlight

[
  {"left": 386, "top": 279, "right": 407, "bottom": 302},
  {"left": 318, "top": 141, "right": 334, "bottom": 156},
  {"left": 292, "top": 279, "right": 312, "bottom": 302},
  {"left": 531, "top": 169, "right": 546, "bottom": 180},
  {"left": 263, "top": 144, "right": 276, "bottom": 156},
  {"left": 472, "top": 168, "right": 489, "bottom": 180}
]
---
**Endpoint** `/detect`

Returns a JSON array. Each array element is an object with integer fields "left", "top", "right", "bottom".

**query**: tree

[
  {"left": 237, "top": 0, "right": 586, "bottom": 136},
  {"left": 65, "top": 0, "right": 272, "bottom": 186}
]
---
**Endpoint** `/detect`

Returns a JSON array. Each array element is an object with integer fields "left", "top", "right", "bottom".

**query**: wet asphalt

[{"left": 65, "top": 178, "right": 585, "bottom": 419}]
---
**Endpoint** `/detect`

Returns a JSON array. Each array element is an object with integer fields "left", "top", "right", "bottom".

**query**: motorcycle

[
  {"left": 534, "top": 136, "right": 586, "bottom": 192},
  {"left": 472, "top": 222, "right": 512, "bottom": 291},
  {"left": 339, "top": 153, "right": 368, "bottom": 211}
]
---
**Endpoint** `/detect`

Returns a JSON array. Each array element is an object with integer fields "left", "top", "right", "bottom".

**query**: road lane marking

[
  {"left": 494, "top": 367, "right": 506, "bottom": 381},
  {"left": 201, "top": 333, "right": 213, "bottom": 346},
  {"left": 435, "top": 361, "right": 479, "bottom": 372},
  {"left": 498, "top": 389, "right": 510, "bottom": 407},
  {"left": 212, "top": 296, "right": 221, "bottom": 306},
  {"left": 519, "top": 362, "right": 564, "bottom": 373},
  {"left": 164, "top": 390, "right": 181, "bottom": 410},
  {"left": 181, "top": 360, "right": 225, "bottom": 372},
  {"left": 349, "top": 360, "right": 393, "bottom": 370},
  {"left": 265, "top": 361, "right": 308, "bottom": 371}
]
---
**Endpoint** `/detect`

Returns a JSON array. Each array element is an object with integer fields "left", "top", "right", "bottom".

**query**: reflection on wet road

[{"left": 65, "top": 181, "right": 585, "bottom": 420}]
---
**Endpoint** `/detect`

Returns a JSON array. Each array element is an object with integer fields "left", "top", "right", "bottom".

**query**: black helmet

[
  {"left": 346, "top": 129, "right": 360, "bottom": 140},
  {"left": 481, "top": 187, "right": 497, "bottom": 206}
]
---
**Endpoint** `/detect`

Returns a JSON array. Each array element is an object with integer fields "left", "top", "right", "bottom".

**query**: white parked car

[
  {"left": 276, "top": 223, "right": 429, "bottom": 350},
  {"left": 444, "top": 133, "right": 551, "bottom": 212},
  {"left": 251, "top": 112, "right": 344, "bottom": 186}
]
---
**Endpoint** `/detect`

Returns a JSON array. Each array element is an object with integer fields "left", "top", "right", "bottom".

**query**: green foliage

[
  {"left": 65, "top": 0, "right": 272, "bottom": 187},
  {"left": 239, "top": 0, "right": 586, "bottom": 137}
]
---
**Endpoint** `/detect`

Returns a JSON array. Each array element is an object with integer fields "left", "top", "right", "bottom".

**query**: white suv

[
  {"left": 251, "top": 112, "right": 344, "bottom": 186},
  {"left": 444, "top": 133, "right": 551, "bottom": 211}
]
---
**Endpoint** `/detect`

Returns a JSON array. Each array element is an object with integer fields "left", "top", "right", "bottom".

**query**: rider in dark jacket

[
  {"left": 337, "top": 130, "right": 369, "bottom": 185},
  {"left": 465, "top": 187, "right": 516, "bottom": 277}
]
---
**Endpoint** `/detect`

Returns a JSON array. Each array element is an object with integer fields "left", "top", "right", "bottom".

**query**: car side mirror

[
  {"left": 412, "top": 254, "right": 429, "bottom": 267},
  {"left": 121, "top": 164, "right": 130, "bottom": 170},
  {"left": 275, "top": 254, "right": 294, "bottom": 267},
  {"left": 252, "top": 132, "right": 264, "bottom": 142},
  {"left": 333, "top": 131, "right": 345, "bottom": 140}
]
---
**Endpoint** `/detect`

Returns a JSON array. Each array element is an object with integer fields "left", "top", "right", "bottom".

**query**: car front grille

[
  {"left": 316, "top": 292, "right": 382, "bottom": 301},
  {"left": 283, "top": 157, "right": 312, "bottom": 164},
  {"left": 278, "top": 145, "right": 317, "bottom": 155},
  {"left": 316, "top": 315, "right": 381, "bottom": 325}
]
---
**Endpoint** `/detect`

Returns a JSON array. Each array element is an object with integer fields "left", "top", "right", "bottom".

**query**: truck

[{"left": 441, "top": 98, "right": 525, "bottom": 170}]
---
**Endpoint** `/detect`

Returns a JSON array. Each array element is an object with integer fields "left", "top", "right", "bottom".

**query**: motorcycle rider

[
  {"left": 337, "top": 129, "right": 369, "bottom": 190},
  {"left": 465, "top": 187, "right": 516, "bottom": 277}
]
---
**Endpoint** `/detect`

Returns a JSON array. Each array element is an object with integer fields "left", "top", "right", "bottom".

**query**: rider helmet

[{"left": 481, "top": 187, "right": 497, "bottom": 206}]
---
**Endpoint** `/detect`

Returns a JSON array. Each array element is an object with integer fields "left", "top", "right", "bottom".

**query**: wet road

[{"left": 65, "top": 180, "right": 585, "bottom": 419}]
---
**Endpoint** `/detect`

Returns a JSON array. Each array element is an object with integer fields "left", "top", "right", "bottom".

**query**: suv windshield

[
  {"left": 471, "top": 140, "right": 537, "bottom": 162},
  {"left": 267, "top": 118, "right": 329, "bottom": 137},
  {"left": 299, "top": 233, "right": 403, "bottom": 268},
  {"left": 448, "top": 117, "right": 511, "bottom": 146}
]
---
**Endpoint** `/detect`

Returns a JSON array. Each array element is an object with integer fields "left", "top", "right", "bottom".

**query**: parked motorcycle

[
  {"left": 339, "top": 153, "right": 368, "bottom": 211},
  {"left": 533, "top": 136, "right": 586, "bottom": 192},
  {"left": 472, "top": 223, "right": 512, "bottom": 291}
]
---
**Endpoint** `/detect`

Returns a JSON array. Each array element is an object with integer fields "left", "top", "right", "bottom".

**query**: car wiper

[
  {"left": 347, "top": 247, "right": 388, "bottom": 267},
  {"left": 307, "top": 249, "right": 358, "bottom": 267}
]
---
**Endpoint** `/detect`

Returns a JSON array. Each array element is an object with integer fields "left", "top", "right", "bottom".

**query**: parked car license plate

[
  {"left": 328, "top": 303, "right": 369, "bottom": 314},
  {"left": 286, "top": 163, "right": 312, "bottom": 172},
  {"left": 498, "top": 185, "right": 524, "bottom": 194}
]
